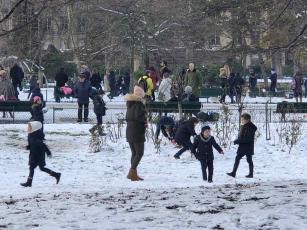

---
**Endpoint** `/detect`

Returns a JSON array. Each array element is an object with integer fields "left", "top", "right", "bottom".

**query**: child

[
  {"left": 192, "top": 125, "right": 224, "bottom": 183},
  {"left": 227, "top": 113, "right": 257, "bottom": 178},
  {"left": 89, "top": 89, "right": 106, "bottom": 135},
  {"left": 31, "top": 96, "right": 44, "bottom": 134},
  {"left": 20, "top": 121, "right": 61, "bottom": 187}
]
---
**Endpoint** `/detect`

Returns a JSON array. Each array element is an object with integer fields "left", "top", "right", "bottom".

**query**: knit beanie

[
  {"left": 28, "top": 121, "right": 42, "bottom": 133},
  {"left": 201, "top": 125, "right": 211, "bottom": 132},
  {"left": 133, "top": 85, "right": 145, "bottom": 98}
]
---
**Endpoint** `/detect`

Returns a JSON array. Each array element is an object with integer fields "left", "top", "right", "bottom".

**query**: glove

[
  {"left": 47, "top": 154, "right": 52, "bottom": 158},
  {"left": 144, "top": 122, "right": 148, "bottom": 128}
]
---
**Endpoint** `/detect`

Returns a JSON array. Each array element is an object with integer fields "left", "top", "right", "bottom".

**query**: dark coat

[
  {"left": 174, "top": 120, "right": 196, "bottom": 145},
  {"left": 31, "top": 104, "right": 44, "bottom": 122},
  {"left": 90, "top": 73, "right": 102, "bottom": 89},
  {"left": 27, "top": 131, "right": 51, "bottom": 167},
  {"left": 10, "top": 64, "right": 24, "bottom": 86},
  {"left": 249, "top": 76, "right": 257, "bottom": 88},
  {"left": 234, "top": 122, "right": 257, "bottom": 155},
  {"left": 109, "top": 72, "right": 116, "bottom": 90},
  {"left": 125, "top": 94, "right": 146, "bottom": 143},
  {"left": 55, "top": 70, "right": 68, "bottom": 87},
  {"left": 93, "top": 95, "right": 106, "bottom": 116},
  {"left": 74, "top": 81, "right": 92, "bottom": 104},
  {"left": 29, "top": 76, "right": 38, "bottom": 89},
  {"left": 124, "top": 72, "right": 130, "bottom": 87},
  {"left": 192, "top": 135, "right": 223, "bottom": 160},
  {"left": 182, "top": 93, "right": 198, "bottom": 102},
  {"left": 270, "top": 73, "right": 277, "bottom": 87}
]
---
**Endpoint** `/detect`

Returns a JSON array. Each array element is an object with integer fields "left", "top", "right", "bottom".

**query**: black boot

[
  {"left": 226, "top": 172, "right": 236, "bottom": 178},
  {"left": 245, "top": 174, "right": 253, "bottom": 178},
  {"left": 50, "top": 172, "right": 61, "bottom": 184},
  {"left": 20, "top": 177, "right": 32, "bottom": 187}
]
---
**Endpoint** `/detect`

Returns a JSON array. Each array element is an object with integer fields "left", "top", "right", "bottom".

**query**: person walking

[
  {"left": 227, "top": 113, "right": 257, "bottom": 178},
  {"left": 108, "top": 70, "right": 116, "bottom": 99},
  {"left": 270, "top": 68, "right": 277, "bottom": 96},
  {"left": 249, "top": 72, "right": 257, "bottom": 97},
  {"left": 90, "top": 68, "right": 102, "bottom": 90},
  {"left": 125, "top": 85, "right": 147, "bottom": 181},
  {"left": 20, "top": 121, "right": 61, "bottom": 187},
  {"left": 228, "top": 72, "right": 236, "bottom": 103},
  {"left": 219, "top": 64, "right": 230, "bottom": 103},
  {"left": 74, "top": 72, "right": 92, "bottom": 122},
  {"left": 192, "top": 125, "right": 224, "bottom": 183},
  {"left": 304, "top": 77, "right": 307, "bottom": 98},
  {"left": 10, "top": 63, "right": 24, "bottom": 100},
  {"left": 234, "top": 73, "right": 244, "bottom": 103},
  {"left": 293, "top": 72, "right": 304, "bottom": 103},
  {"left": 28, "top": 75, "right": 38, "bottom": 99}
]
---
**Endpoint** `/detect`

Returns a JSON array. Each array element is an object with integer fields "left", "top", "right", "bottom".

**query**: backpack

[
  {"left": 138, "top": 76, "right": 148, "bottom": 93},
  {"left": 290, "top": 79, "right": 296, "bottom": 90}
]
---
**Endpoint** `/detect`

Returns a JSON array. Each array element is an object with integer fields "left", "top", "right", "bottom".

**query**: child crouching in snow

[
  {"left": 20, "top": 121, "right": 61, "bottom": 187},
  {"left": 192, "top": 125, "right": 224, "bottom": 183}
]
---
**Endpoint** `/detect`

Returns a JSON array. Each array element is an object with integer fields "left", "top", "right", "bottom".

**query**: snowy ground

[{"left": 0, "top": 123, "right": 306, "bottom": 229}]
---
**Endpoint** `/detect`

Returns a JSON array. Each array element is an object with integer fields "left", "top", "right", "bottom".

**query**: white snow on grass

[{"left": 0, "top": 123, "right": 306, "bottom": 229}]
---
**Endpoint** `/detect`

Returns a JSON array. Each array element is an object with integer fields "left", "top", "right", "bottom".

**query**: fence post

[
  {"left": 265, "top": 102, "right": 271, "bottom": 140},
  {"left": 53, "top": 107, "right": 55, "bottom": 123}
]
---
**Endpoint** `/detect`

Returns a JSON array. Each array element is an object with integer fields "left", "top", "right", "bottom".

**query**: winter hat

[
  {"left": 184, "top": 86, "right": 192, "bottom": 94},
  {"left": 133, "top": 85, "right": 145, "bottom": 98},
  {"left": 201, "top": 125, "right": 211, "bottom": 132},
  {"left": 33, "top": 96, "right": 41, "bottom": 103},
  {"left": 28, "top": 121, "right": 42, "bottom": 133}
]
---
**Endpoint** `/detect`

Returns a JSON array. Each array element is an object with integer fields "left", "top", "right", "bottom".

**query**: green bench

[
  {"left": 200, "top": 88, "right": 224, "bottom": 102},
  {"left": 0, "top": 101, "right": 32, "bottom": 112},
  {"left": 276, "top": 102, "right": 307, "bottom": 120},
  {"left": 146, "top": 101, "right": 201, "bottom": 114}
]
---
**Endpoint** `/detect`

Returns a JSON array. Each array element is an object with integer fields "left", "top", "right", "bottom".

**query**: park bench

[
  {"left": 199, "top": 88, "right": 224, "bottom": 102},
  {"left": 146, "top": 101, "right": 201, "bottom": 114},
  {"left": 276, "top": 102, "right": 307, "bottom": 121},
  {"left": 0, "top": 101, "right": 32, "bottom": 112}
]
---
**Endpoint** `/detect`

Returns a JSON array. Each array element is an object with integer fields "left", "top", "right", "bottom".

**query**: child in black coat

[
  {"left": 192, "top": 125, "right": 224, "bottom": 183},
  {"left": 20, "top": 121, "right": 61, "bottom": 187},
  {"left": 89, "top": 89, "right": 106, "bottom": 135}
]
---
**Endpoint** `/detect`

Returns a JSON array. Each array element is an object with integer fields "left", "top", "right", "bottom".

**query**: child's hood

[{"left": 28, "top": 121, "right": 42, "bottom": 133}]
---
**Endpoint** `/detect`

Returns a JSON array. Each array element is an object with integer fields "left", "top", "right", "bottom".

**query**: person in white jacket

[{"left": 157, "top": 73, "right": 172, "bottom": 102}]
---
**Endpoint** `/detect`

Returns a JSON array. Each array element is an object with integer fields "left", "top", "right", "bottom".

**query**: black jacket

[
  {"left": 90, "top": 73, "right": 102, "bottom": 88},
  {"left": 109, "top": 72, "right": 116, "bottom": 90},
  {"left": 174, "top": 120, "right": 196, "bottom": 145},
  {"left": 55, "top": 70, "right": 68, "bottom": 87},
  {"left": 125, "top": 94, "right": 147, "bottom": 143},
  {"left": 10, "top": 64, "right": 24, "bottom": 86},
  {"left": 192, "top": 135, "right": 223, "bottom": 160},
  {"left": 74, "top": 81, "right": 92, "bottom": 104},
  {"left": 93, "top": 95, "right": 106, "bottom": 116},
  {"left": 27, "top": 131, "right": 51, "bottom": 167},
  {"left": 31, "top": 104, "right": 44, "bottom": 122},
  {"left": 234, "top": 122, "right": 257, "bottom": 155}
]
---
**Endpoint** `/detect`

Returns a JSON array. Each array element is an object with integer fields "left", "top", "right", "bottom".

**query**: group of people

[{"left": 125, "top": 84, "right": 258, "bottom": 182}]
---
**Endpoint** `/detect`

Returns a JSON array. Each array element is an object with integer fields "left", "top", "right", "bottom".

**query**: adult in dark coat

[
  {"left": 234, "top": 73, "right": 244, "bottom": 103},
  {"left": 160, "top": 60, "right": 171, "bottom": 78},
  {"left": 174, "top": 117, "right": 199, "bottom": 159},
  {"left": 269, "top": 69, "right": 277, "bottom": 95},
  {"left": 227, "top": 72, "right": 236, "bottom": 103},
  {"left": 249, "top": 72, "right": 257, "bottom": 96},
  {"left": 55, "top": 68, "right": 68, "bottom": 87},
  {"left": 10, "top": 63, "right": 24, "bottom": 99},
  {"left": 125, "top": 85, "right": 147, "bottom": 181},
  {"left": 123, "top": 71, "right": 130, "bottom": 95},
  {"left": 90, "top": 68, "right": 102, "bottom": 90},
  {"left": 108, "top": 71, "right": 116, "bottom": 99},
  {"left": 74, "top": 73, "right": 92, "bottom": 122},
  {"left": 20, "top": 121, "right": 61, "bottom": 187},
  {"left": 227, "top": 113, "right": 257, "bottom": 178},
  {"left": 192, "top": 125, "right": 224, "bottom": 182}
]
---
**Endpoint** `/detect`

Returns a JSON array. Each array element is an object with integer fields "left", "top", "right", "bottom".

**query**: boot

[
  {"left": 127, "top": 169, "right": 139, "bottom": 181},
  {"left": 135, "top": 170, "right": 144, "bottom": 181},
  {"left": 50, "top": 172, "right": 61, "bottom": 184},
  {"left": 245, "top": 174, "right": 253, "bottom": 178},
  {"left": 20, "top": 177, "right": 32, "bottom": 187},
  {"left": 226, "top": 172, "right": 236, "bottom": 178},
  {"left": 246, "top": 161, "right": 254, "bottom": 178}
]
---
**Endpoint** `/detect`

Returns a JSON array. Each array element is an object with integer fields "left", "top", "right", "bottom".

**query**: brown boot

[
  {"left": 136, "top": 170, "right": 144, "bottom": 181},
  {"left": 127, "top": 169, "right": 139, "bottom": 181}
]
